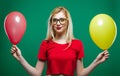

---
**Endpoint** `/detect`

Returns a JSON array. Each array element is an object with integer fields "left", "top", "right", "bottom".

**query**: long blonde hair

[{"left": 45, "top": 6, "right": 75, "bottom": 48}]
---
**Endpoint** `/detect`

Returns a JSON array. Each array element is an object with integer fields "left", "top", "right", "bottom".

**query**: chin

[
  {"left": 56, "top": 30, "right": 65, "bottom": 34},
  {"left": 56, "top": 31, "right": 63, "bottom": 34}
]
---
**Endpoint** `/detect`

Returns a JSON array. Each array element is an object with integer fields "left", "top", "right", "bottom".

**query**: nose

[{"left": 56, "top": 20, "right": 60, "bottom": 25}]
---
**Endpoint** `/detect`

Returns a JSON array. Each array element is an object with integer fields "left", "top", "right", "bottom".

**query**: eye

[
  {"left": 60, "top": 18, "right": 66, "bottom": 22},
  {"left": 52, "top": 18, "right": 58, "bottom": 22}
]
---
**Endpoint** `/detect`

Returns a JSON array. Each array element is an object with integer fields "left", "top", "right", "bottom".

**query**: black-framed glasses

[{"left": 52, "top": 18, "right": 67, "bottom": 25}]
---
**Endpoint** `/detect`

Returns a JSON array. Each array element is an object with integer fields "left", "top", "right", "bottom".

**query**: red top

[{"left": 38, "top": 39, "right": 84, "bottom": 76}]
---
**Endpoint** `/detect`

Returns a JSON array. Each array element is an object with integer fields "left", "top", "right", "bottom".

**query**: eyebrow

[{"left": 52, "top": 18, "right": 67, "bottom": 19}]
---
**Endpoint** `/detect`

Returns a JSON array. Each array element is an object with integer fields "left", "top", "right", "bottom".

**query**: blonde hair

[{"left": 45, "top": 6, "right": 75, "bottom": 48}]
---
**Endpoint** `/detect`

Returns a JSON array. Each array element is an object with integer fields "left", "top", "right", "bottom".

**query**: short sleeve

[
  {"left": 37, "top": 40, "right": 47, "bottom": 61},
  {"left": 77, "top": 40, "right": 84, "bottom": 59}
]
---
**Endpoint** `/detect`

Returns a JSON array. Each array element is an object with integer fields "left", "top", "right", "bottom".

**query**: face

[{"left": 51, "top": 11, "right": 68, "bottom": 35}]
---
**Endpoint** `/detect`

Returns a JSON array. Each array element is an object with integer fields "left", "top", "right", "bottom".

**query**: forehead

[{"left": 53, "top": 11, "right": 66, "bottom": 19}]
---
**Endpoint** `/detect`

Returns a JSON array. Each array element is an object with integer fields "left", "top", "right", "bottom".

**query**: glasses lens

[
  {"left": 52, "top": 18, "right": 58, "bottom": 24},
  {"left": 60, "top": 18, "right": 66, "bottom": 24},
  {"left": 52, "top": 18, "right": 67, "bottom": 24}
]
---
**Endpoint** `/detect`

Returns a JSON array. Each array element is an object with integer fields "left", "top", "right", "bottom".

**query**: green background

[{"left": 0, "top": 0, "right": 120, "bottom": 76}]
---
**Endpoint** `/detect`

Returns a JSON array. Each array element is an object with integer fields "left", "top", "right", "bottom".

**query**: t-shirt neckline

[{"left": 51, "top": 39, "right": 68, "bottom": 45}]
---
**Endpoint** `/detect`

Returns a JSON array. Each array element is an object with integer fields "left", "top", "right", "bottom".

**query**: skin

[
  {"left": 52, "top": 11, "right": 68, "bottom": 44},
  {"left": 11, "top": 11, "right": 109, "bottom": 76}
]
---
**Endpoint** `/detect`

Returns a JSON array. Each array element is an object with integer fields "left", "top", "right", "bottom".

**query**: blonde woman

[{"left": 11, "top": 7, "right": 109, "bottom": 76}]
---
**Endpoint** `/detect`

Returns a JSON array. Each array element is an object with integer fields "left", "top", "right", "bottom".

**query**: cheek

[
  {"left": 64, "top": 24, "right": 68, "bottom": 29},
  {"left": 52, "top": 24, "right": 55, "bottom": 29},
  {"left": 52, "top": 26, "right": 55, "bottom": 31}
]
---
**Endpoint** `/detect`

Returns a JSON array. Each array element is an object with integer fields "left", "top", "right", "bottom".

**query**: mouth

[{"left": 56, "top": 26, "right": 62, "bottom": 30}]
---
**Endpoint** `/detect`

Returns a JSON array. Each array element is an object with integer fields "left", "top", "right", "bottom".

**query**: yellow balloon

[{"left": 89, "top": 14, "right": 117, "bottom": 50}]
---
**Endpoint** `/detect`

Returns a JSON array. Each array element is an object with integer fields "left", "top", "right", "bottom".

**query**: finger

[
  {"left": 11, "top": 48, "right": 16, "bottom": 52},
  {"left": 11, "top": 51, "right": 16, "bottom": 55},
  {"left": 10, "top": 49, "right": 14, "bottom": 53},
  {"left": 104, "top": 54, "right": 109, "bottom": 59},
  {"left": 12, "top": 45, "right": 16, "bottom": 47},
  {"left": 105, "top": 53, "right": 110, "bottom": 57},
  {"left": 99, "top": 51, "right": 106, "bottom": 56},
  {"left": 104, "top": 52, "right": 109, "bottom": 55},
  {"left": 11, "top": 46, "right": 18, "bottom": 51},
  {"left": 12, "top": 45, "right": 17, "bottom": 49},
  {"left": 104, "top": 49, "right": 108, "bottom": 51},
  {"left": 104, "top": 50, "right": 109, "bottom": 53},
  {"left": 105, "top": 56, "right": 109, "bottom": 60},
  {"left": 10, "top": 49, "right": 17, "bottom": 55},
  {"left": 11, "top": 47, "right": 15, "bottom": 51},
  {"left": 99, "top": 51, "right": 105, "bottom": 54}
]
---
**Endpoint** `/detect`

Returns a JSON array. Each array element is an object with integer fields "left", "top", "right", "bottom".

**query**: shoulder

[
  {"left": 41, "top": 40, "right": 50, "bottom": 44},
  {"left": 72, "top": 39, "right": 83, "bottom": 44},
  {"left": 69, "top": 39, "right": 84, "bottom": 52},
  {"left": 39, "top": 40, "right": 49, "bottom": 46},
  {"left": 71, "top": 39, "right": 84, "bottom": 48},
  {"left": 40, "top": 39, "right": 54, "bottom": 46}
]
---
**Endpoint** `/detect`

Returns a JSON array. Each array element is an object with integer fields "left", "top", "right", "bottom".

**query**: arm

[
  {"left": 76, "top": 50, "right": 109, "bottom": 76},
  {"left": 11, "top": 45, "right": 45, "bottom": 76}
]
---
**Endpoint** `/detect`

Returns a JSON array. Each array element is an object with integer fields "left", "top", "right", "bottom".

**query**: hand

[
  {"left": 94, "top": 50, "right": 109, "bottom": 64},
  {"left": 11, "top": 45, "right": 22, "bottom": 61}
]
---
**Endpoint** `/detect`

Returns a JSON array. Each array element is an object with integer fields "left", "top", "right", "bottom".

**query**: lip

[{"left": 56, "top": 27, "right": 62, "bottom": 30}]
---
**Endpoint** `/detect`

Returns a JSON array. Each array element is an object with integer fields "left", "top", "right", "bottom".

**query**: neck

[
  {"left": 53, "top": 32, "right": 67, "bottom": 43},
  {"left": 55, "top": 33, "right": 66, "bottom": 40}
]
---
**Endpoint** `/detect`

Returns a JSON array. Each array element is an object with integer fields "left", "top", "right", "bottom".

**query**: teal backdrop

[{"left": 0, "top": 0, "right": 120, "bottom": 76}]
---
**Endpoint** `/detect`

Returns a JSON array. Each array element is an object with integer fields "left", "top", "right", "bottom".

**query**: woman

[{"left": 11, "top": 6, "right": 109, "bottom": 76}]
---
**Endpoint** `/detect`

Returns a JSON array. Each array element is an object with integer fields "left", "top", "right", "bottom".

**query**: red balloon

[{"left": 4, "top": 12, "right": 26, "bottom": 45}]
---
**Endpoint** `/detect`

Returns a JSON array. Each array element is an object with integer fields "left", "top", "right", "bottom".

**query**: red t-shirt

[{"left": 38, "top": 39, "right": 84, "bottom": 76}]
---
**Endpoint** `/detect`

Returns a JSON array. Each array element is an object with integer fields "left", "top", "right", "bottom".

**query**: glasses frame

[{"left": 52, "top": 18, "right": 68, "bottom": 25}]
